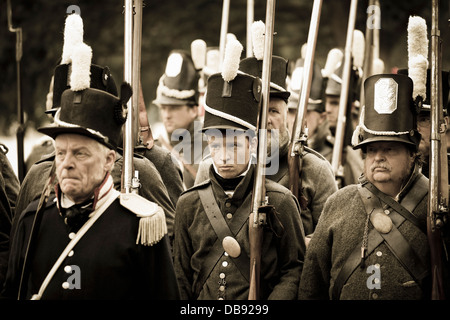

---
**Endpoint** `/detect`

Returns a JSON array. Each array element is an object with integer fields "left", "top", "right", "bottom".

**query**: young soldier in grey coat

[{"left": 174, "top": 40, "right": 305, "bottom": 300}]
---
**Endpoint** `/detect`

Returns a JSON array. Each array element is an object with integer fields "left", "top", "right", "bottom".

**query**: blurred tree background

[{"left": 1, "top": 0, "right": 449, "bottom": 136}]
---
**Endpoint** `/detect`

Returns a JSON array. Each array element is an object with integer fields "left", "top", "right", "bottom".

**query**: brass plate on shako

[
  {"left": 370, "top": 209, "right": 393, "bottom": 234},
  {"left": 374, "top": 78, "right": 398, "bottom": 114},
  {"left": 222, "top": 236, "right": 241, "bottom": 258}
]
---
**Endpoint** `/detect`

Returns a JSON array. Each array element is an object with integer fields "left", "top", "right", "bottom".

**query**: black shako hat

[
  {"left": 153, "top": 50, "right": 200, "bottom": 106},
  {"left": 239, "top": 56, "right": 290, "bottom": 102},
  {"left": 47, "top": 63, "right": 118, "bottom": 115},
  {"left": 203, "top": 73, "right": 261, "bottom": 132},
  {"left": 352, "top": 73, "right": 421, "bottom": 150},
  {"left": 39, "top": 85, "right": 131, "bottom": 150},
  {"left": 397, "top": 68, "right": 449, "bottom": 114},
  {"left": 287, "top": 58, "right": 326, "bottom": 113}
]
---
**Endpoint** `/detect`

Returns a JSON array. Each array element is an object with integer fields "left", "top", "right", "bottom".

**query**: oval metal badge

[
  {"left": 370, "top": 210, "right": 393, "bottom": 234},
  {"left": 374, "top": 77, "right": 398, "bottom": 114},
  {"left": 222, "top": 236, "right": 241, "bottom": 258}
]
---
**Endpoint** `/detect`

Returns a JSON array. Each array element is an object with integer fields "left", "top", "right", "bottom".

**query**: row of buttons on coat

[{"left": 62, "top": 232, "right": 76, "bottom": 289}]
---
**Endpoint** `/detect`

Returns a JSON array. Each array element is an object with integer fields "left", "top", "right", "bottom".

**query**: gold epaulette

[{"left": 119, "top": 193, "right": 167, "bottom": 246}]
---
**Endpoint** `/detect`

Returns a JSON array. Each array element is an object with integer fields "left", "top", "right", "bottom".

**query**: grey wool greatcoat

[
  {"left": 173, "top": 164, "right": 306, "bottom": 300},
  {"left": 298, "top": 166, "right": 431, "bottom": 300}
]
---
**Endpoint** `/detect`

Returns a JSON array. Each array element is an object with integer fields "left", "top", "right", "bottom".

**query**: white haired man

[{"left": 2, "top": 81, "right": 179, "bottom": 300}]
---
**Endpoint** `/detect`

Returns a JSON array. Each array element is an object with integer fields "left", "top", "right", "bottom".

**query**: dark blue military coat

[{"left": 2, "top": 195, "right": 179, "bottom": 300}]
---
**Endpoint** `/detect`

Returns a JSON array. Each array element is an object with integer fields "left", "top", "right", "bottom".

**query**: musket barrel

[
  {"left": 132, "top": 0, "right": 143, "bottom": 146},
  {"left": 122, "top": 0, "right": 135, "bottom": 193},
  {"left": 331, "top": 0, "right": 358, "bottom": 179},
  {"left": 246, "top": 0, "right": 254, "bottom": 58},
  {"left": 248, "top": 0, "right": 275, "bottom": 301},
  {"left": 219, "top": 0, "right": 230, "bottom": 69},
  {"left": 428, "top": 0, "right": 447, "bottom": 300},
  {"left": 291, "top": 0, "right": 323, "bottom": 156},
  {"left": 430, "top": 0, "right": 440, "bottom": 220},
  {"left": 252, "top": 0, "right": 275, "bottom": 217},
  {"left": 373, "top": 0, "right": 380, "bottom": 61},
  {"left": 7, "top": 0, "right": 25, "bottom": 181}
]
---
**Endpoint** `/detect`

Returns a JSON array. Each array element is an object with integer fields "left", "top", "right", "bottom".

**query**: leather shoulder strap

[
  {"left": 332, "top": 183, "right": 429, "bottom": 299},
  {"left": 195, "top": 186, "right": 250, "bottom": 297},
  {"left": 364, "top": 176, "right": 428, "bottom": 232}
]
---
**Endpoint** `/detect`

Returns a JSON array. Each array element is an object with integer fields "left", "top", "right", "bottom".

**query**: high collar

[
  {"left": 359, "top": 162, "right": 423, "bottom": 201},
  {"left": 56, "top": 173, "right": 114, "bottom": 212},
  {"left": 209, "top": 163, "right": 255, "bottom": 201}
]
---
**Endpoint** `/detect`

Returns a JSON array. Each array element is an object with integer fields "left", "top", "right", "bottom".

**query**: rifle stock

[{"left": 428, "top": 0, "right": 448, "bottom": 300}]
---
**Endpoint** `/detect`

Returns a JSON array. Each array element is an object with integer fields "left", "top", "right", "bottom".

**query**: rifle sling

[
  {"left": 332, "top": 178, "right": 428, "bottom": 299},
  {"left": 195, "top": 185, "right": 250, "bottom": 297}
]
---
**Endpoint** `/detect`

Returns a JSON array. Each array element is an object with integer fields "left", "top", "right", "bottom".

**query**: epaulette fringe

[{"left": 119, "top": 193, "right": 167, "bottom": 246}]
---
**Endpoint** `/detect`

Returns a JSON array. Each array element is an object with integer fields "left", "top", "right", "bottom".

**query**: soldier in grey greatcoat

[
  {"left": 195, "top": 52, "right": 337, "bottom": 239},
  {"left": 299, "top": 74, "right": 431, "bottom": 300},
  {"left": 173, "top": 39, "right": 305, "bottom": 300}
]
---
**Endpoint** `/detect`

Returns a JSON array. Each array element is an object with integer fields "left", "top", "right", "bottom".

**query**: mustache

[{"left": 370, "top": 162, "right": 391, "bottom": 172}]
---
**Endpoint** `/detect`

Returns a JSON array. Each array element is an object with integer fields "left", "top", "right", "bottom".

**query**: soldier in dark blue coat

[
  {"left": 14, "top": 13, "right": 180, "bottom": 241},
  {"left": 2, "top": 32, "right": 179, "bottom": 300}
]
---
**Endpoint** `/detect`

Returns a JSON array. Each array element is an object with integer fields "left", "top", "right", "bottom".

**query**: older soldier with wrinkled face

[
  {"left": 55, "top": 133, "right": 116, "bottom": 204},
  {"left": 3, "top": 79, "right": 179, "bottom": 299}
]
